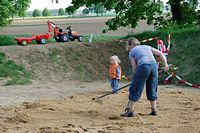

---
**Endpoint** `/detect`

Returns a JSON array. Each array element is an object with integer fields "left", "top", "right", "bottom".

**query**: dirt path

[
  {"left": 0, "top": 81, "right": 199, "bottom": 133},
  {"left": 0, "top": 80, "right": 111, "bottom": 106}
]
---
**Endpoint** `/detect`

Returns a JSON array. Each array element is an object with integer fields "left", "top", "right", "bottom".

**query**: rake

[{"left": 92, "top": 83, "right": 131, "bottom": 103}]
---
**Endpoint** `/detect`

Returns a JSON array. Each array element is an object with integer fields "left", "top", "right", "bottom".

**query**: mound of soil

[{"left": 0, "top": 42, "right": 129, "bottom": 82}]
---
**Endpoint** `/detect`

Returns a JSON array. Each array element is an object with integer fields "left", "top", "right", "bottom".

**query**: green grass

[
  {"left": 0, "top": 52, "right": 32, "bottom": 85},
  {"left": 83, "top": 35, "right": 122, "bottom": 43},
  {"left": 0, "top": 35, "right": 57, "bottom": 46},
  {"left": 0, "top": 34, "right": 121, "bottom": 46},
  {"left": 0, "top": 36, "right": 16, "bottom": 46}
]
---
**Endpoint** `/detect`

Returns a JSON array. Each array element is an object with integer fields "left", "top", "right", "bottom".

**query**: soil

[{"left": 0, "top": 82, "right": 199, "bottom": 133}]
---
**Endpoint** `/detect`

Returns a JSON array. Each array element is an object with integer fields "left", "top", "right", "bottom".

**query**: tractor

[{"left": 47, "top": 20, "right": 83, "bottom": 42}]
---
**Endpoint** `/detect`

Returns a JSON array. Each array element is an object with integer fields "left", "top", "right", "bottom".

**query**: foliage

[
  {"left": 61, "top": 0, "right": 200, "bottom": 31},
  {"left": 82, "top": 8, "right": 90, "bottom": 16},
  {"left": 155, "top": 0, "right": 199, "bottom": 30},
  {"left": 197, "top": 10, "right": 200, "bottom": 25},
  {"left": 166, "top": 0, "right": 198, "bottom": 24},
  {"left": 65, "top": 7, "right": 76, "bottom": 16},
  {"left": 65, "top": 0, "right": 161, "bottom": 31},
  {"left": 89, "top": 4, "right": 106, "bottom": 16},
  {"left": 0, "top": 35, "right": 16, "bottom": 46},
  {"left": 0, "top": 0, "right": 31, "bottom": 27},
  {"left": 94, "top": 4, "right": 106, "bottom": 16},
  {"left": 33, "top": 9, "right": 41, "bottom": 17},
  {"left": 0, "top": 52, "right": 32, "bottom": 85},
  {"left": 58, "top": 8, "right": 65, "bottom": 16},
  {"left": 42, "top": 8, "right": 51, "bottom": 16}
]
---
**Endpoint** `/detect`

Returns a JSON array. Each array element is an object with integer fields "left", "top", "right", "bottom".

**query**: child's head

[{"left": 110, "top": 55, "right": 121, "bottom": 64}]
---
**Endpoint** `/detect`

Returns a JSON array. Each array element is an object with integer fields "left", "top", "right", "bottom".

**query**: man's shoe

[{"left": 120, "top": 108, "right": 134, "bottom": 117}]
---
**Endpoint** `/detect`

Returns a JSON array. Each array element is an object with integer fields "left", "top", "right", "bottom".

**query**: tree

[
  {"left": 0, "top": 0, "right": 31, "bottom": 27},
  {"left": 65, "top": 6, "right": 76, "bottom": 16},
  {"left": 158, "top": 1, "right": 165, "bottom": 12},
  {"left": 94, "top": 4, "right": 106, "bottom": 16},
  {"left": 82, "top": 8, "right": 90, "bottom": 16},
  {"left": 60, "top": 0, "right": 200, "bottom": 31},
  {"left": 33, "top": 9, "right": 41, "bottom": 17},
  {"left": 42, "top": 8, "right": 51, "bottom": 16},
  {"left": 168, "top": 0, "right": 198, "bottom": 24},
  {"left": 58, "top": 8, "right": 65, "bottom": 16},
  {"left": 21, "top": 11, "right": 27, "bottom": 19},
  {"left": 65, "top": 8, "right": 76, "bottom": 16},
  {"left": 66, "top": 0, "right": 161, "bottom": 31}
]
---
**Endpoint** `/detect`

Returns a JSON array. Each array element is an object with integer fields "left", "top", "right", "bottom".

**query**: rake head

[{"left": 92, "top": 96, "right": 103, "bottom": 104}]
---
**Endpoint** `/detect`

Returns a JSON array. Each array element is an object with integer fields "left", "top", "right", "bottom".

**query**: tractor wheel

[
  {"left": 71, "top": 38, "right": 75, "bottom": 41},
  {"left": 40, "top": 38, "right": 47, "bottom": 44},
  {"left": 78, "top": 36, "right": 83, "bottom": 42},
  {"left": 17, "top": 42, "right": 22, "bottom": 45},
  {"left": 22, "top": 40, "right": 27, "bottom": 46},
  {"left": 55, "top": 36, "right": 61, "bottom": 42},
  {"left": 61, "top": 35, "right": 69, "bottom": 42}
]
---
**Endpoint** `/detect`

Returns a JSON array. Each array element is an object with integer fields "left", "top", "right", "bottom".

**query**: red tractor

[
  {"left": 47, "top": 20, "right": 83, "bottom": 42},
  {"left": 15, "top": 33, "right": 52, "bottom": 46}
]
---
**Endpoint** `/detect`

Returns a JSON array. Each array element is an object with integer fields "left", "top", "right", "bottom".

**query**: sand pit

[{"left": 0, "top": 82, "right": 199, "bottom": 133}]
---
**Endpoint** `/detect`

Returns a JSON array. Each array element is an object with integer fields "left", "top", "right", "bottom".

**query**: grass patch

[
  {"left": 0, "top": 52, "right": 32, "bottom": 85},
  {"left": 0, "top": 34, "right": 120, "bottom": 46},
  {"left": 0, "top": 35, "right": 57, "bottom": 46},
  {"left": 83, "top": 35, "right": 122, "bottom": 43},
  {"left": 0, "top": 35, "right": 16, "bottom": 46}
]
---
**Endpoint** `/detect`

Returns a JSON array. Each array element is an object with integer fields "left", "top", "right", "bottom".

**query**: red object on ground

[
  {"left": 15, "top": 33, "right": 52, "bottom": 46},
  {"left": 47, "top": 20, "right": 83, "bottom": 42}
]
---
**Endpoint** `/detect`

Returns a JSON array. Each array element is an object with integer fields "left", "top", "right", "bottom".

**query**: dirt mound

[{"left": 0, "top": 42, "right": 129, "bottom": 82}]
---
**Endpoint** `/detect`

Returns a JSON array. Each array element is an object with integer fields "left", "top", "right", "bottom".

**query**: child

[{"left": 109, "top": 55, "right": 122, "bottom": 93}]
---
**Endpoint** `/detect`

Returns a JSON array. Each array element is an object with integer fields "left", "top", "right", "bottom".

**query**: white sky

[
  {"left": 28, "top": 0, "right": 72, "bottom": 11},
  {"left": 28, "top": 0, "right": 169, "bottom": 11}
]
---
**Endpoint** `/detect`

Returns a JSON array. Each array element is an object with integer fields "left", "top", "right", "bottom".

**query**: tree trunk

[{"left": 170, "top": 0, "right": 182, "bottom": 24}]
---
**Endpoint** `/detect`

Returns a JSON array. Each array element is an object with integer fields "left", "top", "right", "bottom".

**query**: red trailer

[{"left": 15, "top": 33, "right": 52, "bottom": 46}]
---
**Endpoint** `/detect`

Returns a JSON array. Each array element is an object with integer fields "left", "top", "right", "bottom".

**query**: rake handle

[{"left": 98, "top": 83, "right": 131, "bottom": 99}]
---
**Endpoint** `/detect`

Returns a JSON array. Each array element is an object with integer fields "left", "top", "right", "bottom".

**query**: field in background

[{"left": 0, "top": 17, "right": 154, "bottom": 36}]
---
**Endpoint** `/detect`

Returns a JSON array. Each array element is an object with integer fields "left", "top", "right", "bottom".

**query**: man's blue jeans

[{"left": 129, "top": 63, "right": 158, "bottom": 101}]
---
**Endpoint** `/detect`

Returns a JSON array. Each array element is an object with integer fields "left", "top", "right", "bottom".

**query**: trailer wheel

[
  {"left": 40, "top": 38, "right": 47, "bottom": 44},
  {"left": 55, "top": 36, "right": 60, "bottom": 42},
  {"left": 36, "top": 40, "right": 40, "bottom": 44},
  {"left": 78, "top": 36, "right": 83, "bottom": 42},
  {"left": 22, "top": 41, "right": 27, "bottom": 46},
  {"left": 61, "top": 35, "right": 69, "bottom": 42}
]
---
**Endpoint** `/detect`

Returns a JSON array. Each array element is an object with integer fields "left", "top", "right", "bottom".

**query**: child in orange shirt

[{"left": 109, "top": 55, "right": 122, "bottom": 93}]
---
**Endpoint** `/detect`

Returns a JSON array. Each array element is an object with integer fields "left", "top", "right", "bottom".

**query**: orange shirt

[{"left": 109, "top": 64, "right": 121, "bottom": 79}]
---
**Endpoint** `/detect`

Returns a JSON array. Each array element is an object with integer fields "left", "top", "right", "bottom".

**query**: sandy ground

[
  {"left": 0, "top": 17, "right": 154, "bottom": 36},
  {"left": 0, "top": 81, "right": 199, "bottom": 133}
]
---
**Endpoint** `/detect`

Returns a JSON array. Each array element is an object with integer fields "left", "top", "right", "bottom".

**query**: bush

[{"left": 0, "top": 35, "right": 16, "bottom": 46}]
